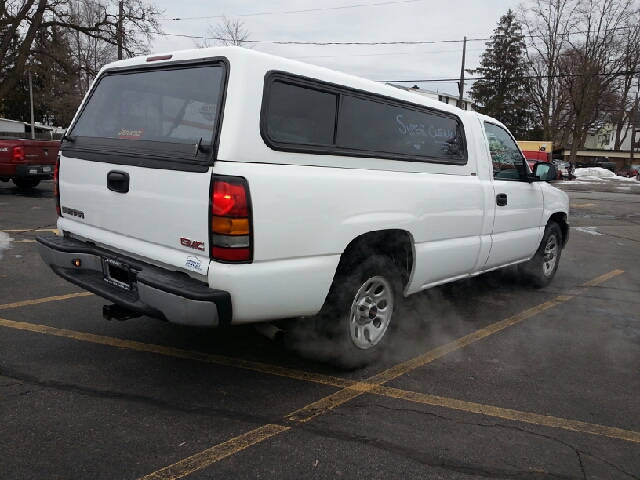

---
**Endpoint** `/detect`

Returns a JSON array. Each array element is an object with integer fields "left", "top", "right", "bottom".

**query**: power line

[
  {"left": 163, "top": 32, "right": 491, "bottom": 45},
  {"left": 287, "top": 48, "right": 485, "bottom": 59},
  {"left": 381, "top": 69, "right": 640, "bottom": 83},
  {"left": 162, "top": 0, "right": 427, "bottom": 21}
]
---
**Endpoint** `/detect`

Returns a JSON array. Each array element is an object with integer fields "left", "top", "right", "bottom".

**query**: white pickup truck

[{"left": 37, "top": 47, "right": 569, "bottom": 367}]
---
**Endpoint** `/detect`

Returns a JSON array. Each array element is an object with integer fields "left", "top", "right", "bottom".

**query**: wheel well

[
  {"left": 335, "top": 230, "right": 414, "bottom": 287},
  {"left": 549, "top": 212, "right": 569, "bottom": 246}
]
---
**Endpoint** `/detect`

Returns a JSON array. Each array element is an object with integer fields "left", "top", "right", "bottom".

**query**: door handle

[
  {"left": 496, "top": 193, "right": 508, "bottom": 206},
  {"left": 107, "top": 171, "right": 130, "bottom": 193}
]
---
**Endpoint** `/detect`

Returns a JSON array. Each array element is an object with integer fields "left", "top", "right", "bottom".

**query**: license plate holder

[{"left": 103, "top": 258, "right": 132, "bottom": 290}]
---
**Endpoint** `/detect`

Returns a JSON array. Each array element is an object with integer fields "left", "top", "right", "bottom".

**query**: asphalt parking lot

[{"left": 1, "top": 179, "right": 639, "bottom": 479}]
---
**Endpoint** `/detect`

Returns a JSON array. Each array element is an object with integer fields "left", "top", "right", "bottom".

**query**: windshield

[{"left": 70, "top": 64, "right": 225, "bottom": 148}]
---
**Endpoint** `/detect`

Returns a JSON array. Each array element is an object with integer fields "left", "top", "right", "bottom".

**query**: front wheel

[{"left": 519, "top": 222, "right": 562, "bottom": 288}]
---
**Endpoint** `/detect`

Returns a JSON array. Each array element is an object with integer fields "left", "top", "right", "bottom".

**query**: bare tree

[
  {"left": 195, "top": 16, "right": 252, "bottom": 48},
  {"left": 560, "top": 0, "right": 637, "bottom": 162},
  {"left": 518, "top": 0, "right": 579, "bottom": 143},
  {"left": 66, "top": 0, "right": 118, "bottom": 93},
  {"left": 0, "top": 0, "right": 163, "bottom": 101},
  {"left": 606, "top": 11, "right": 640, "bottom": 150},
  {"left": 520, "top": 0, "right": 639, "bottom": 161}
]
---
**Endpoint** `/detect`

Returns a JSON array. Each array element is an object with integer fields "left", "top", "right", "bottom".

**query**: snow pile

[
  {"left": 562, "top": 167, "right": 640, "bottom": 185},
  {"left": 0, "top": 232, "right": 12, "bottom": 260},
  {"left": 574, "top": 167, "right": 616, "bottom": 179}
]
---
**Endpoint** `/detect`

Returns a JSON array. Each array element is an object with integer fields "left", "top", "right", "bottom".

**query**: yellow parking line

[
  {"left": 367, "top": 296, "right": 566, "bottom": 385},
  {"left": 0, "top": 292, "right": 94, "bottom": 311},
  {"left": 0, "top": 317, "right": 353, "bottom": 389},
  {"left": 141, "top": 424, "right": 290, "bottom": 480},
  {"left": 373, "top": 386, "right": 640, "bottom": 444},
  {"left": 581, "top": 269, "right": 624, "bottom": 288}
]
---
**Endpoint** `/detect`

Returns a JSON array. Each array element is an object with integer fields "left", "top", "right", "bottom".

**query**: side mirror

[{"left": 532, "top": 162, "right": 557, "bottom": 182}]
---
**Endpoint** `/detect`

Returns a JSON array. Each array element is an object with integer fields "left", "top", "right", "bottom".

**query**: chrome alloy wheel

[
  {"left": 349, "top": 275, "right": 394, "bottom": 350},
  {"left": 542, "top": 234, "right": 558, "bottom": 277}
]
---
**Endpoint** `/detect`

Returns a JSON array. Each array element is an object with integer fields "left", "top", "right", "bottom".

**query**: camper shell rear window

[
  {"left": 64, "top": 59, "right": 228, "bottom": 171},
  {"left": 261, "top": 72, "right": 467, "bottom": 164}
]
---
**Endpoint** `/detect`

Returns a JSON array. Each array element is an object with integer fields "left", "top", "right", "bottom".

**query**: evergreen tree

[{"left": 468, "top": 10, "right": 532, "bottom": 139}]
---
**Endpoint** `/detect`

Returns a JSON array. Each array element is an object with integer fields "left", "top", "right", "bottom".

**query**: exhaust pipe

[
  {"left": 254, "top": 323, "right": 285, "bottom": 343},
  {"left": 103, "top": 304, "right": 141, "bottom": 321}
]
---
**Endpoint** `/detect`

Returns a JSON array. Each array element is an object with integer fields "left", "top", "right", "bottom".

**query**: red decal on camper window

[{"left": 117, "top": 128, "right": 144, "bottom": 140}]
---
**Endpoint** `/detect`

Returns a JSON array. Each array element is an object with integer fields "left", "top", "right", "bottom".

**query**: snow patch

[
  {"left": 573, "top": 226, "right": 602, "bottom": 236},
  {"left": 0, "top": 232, "right": 13, "bottom": 259},
  {"left": 560, "top": 167, "right": 640, "bottom": 185},
  {"left": 574, "top": 167, "right": 616, "bottom": 178}
]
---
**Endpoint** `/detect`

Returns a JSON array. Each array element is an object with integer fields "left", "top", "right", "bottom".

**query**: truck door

[{"left": 483, "top": 122, "right": 544, "bottom": 269}]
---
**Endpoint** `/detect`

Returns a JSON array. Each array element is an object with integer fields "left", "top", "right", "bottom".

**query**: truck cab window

[{"left": 484, "top": 122, "right": 526, "bottom": 181}]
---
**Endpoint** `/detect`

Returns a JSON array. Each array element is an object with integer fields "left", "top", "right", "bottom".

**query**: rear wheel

[
  {"left": 297, "top": 255, "right": 404, "bottom": 369},
  {"left": 519, "top": 222, "right": 562, "bottom": 288},
  {"left": 13, "top": 178, "right": 41, "bottom": 189}
]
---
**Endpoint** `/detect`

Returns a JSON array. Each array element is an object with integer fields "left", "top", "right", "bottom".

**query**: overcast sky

[{"left": 150, "top": 0, "right": 524, "bottom": 97}]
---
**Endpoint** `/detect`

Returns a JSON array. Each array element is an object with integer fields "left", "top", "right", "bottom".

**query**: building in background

[
  {"left": 0, "top": 117, "right": 65, "bottom": 139},
  {"left": 388, "top": 85, "right": 475, "bottom": 111}
]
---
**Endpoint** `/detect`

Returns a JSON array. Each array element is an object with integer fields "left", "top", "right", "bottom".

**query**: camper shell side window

[{"left": 261, "top": 72, "right": 468, "bottom": 165}]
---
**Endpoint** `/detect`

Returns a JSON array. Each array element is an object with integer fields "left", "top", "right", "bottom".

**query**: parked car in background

[
  {"left": 0, "top": 136, "right": 60, "bottom": 189},
  {"left": 615, "top": 164, "right": 640, "bottom": 178},
  {"left": 552, "top": 160, "right": 574, "bottom": 180},
  {"left": 576, "top": 157, "right": 616, "bottom": 172}
]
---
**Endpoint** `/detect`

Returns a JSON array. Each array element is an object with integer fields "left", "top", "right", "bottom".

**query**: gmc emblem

[{"left": 180, "top": 237, "right": 205, "bottom": 251}]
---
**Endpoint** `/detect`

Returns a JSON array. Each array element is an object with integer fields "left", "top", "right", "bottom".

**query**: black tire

[
  {"left": 519, "top": 222, "right": 562, "bottom": 288},
  {"left": 291, "top": 255, "right": 404, "bottom": 369},
  {"left": 13, "top": 178, "right": 41, "bottom": 189}
]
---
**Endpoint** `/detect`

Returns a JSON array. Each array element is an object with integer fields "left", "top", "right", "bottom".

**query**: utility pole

[
  {"left": 458, "top": 36, "right": 467, "bottom": 110},
  {"left": 117, "top": 1, "right": 124, "bottom": 60},
  {"left": 631, "top": 88, "right": 638, "bottom": 165},
  {"left": 28, "top": 70, "right": 35, "bottom": 140}
]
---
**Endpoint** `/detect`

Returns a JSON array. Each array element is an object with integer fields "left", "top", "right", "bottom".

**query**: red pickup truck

[{"left": 0, "top": 137, "right": 60, "bottom": 189}]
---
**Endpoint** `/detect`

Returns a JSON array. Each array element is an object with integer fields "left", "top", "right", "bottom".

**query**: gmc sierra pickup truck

[
  {"left": 0, "top": 137, "right": 60, "bottom": 189},
  {"left": 37, "top": 47, "right": 570, "bottom": 367}
]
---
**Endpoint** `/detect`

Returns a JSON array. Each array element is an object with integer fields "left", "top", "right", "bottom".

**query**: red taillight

[
  {"left": 212, "top": 181, "right": 249, "bottom": 216},
  {"left": 210, "top": 177, "right": 252, "bottom": 263},
  {"left": 12, "top": 146, "right": 24, "bottom": 162},
  {"left": 211, "top": 246, "right": 251, "bottom": 262},
  {"left": 54, "top": 155, "right": 61, "bottom": 217}
]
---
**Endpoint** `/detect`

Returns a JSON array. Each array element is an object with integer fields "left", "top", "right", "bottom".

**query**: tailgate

[
  {"left": 22, "top": 141, "right": 59, "bottom": 166},
  {"left": 59, "top": 156, "right": 212, "bottom": 274}
]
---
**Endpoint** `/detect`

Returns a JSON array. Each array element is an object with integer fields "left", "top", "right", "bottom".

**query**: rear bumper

[
  {"left": 15, "top": 164, "right": 54, "bottom": 178},
  {"left": 36, "top": 235, "right": 231, "bottom": 327}
]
